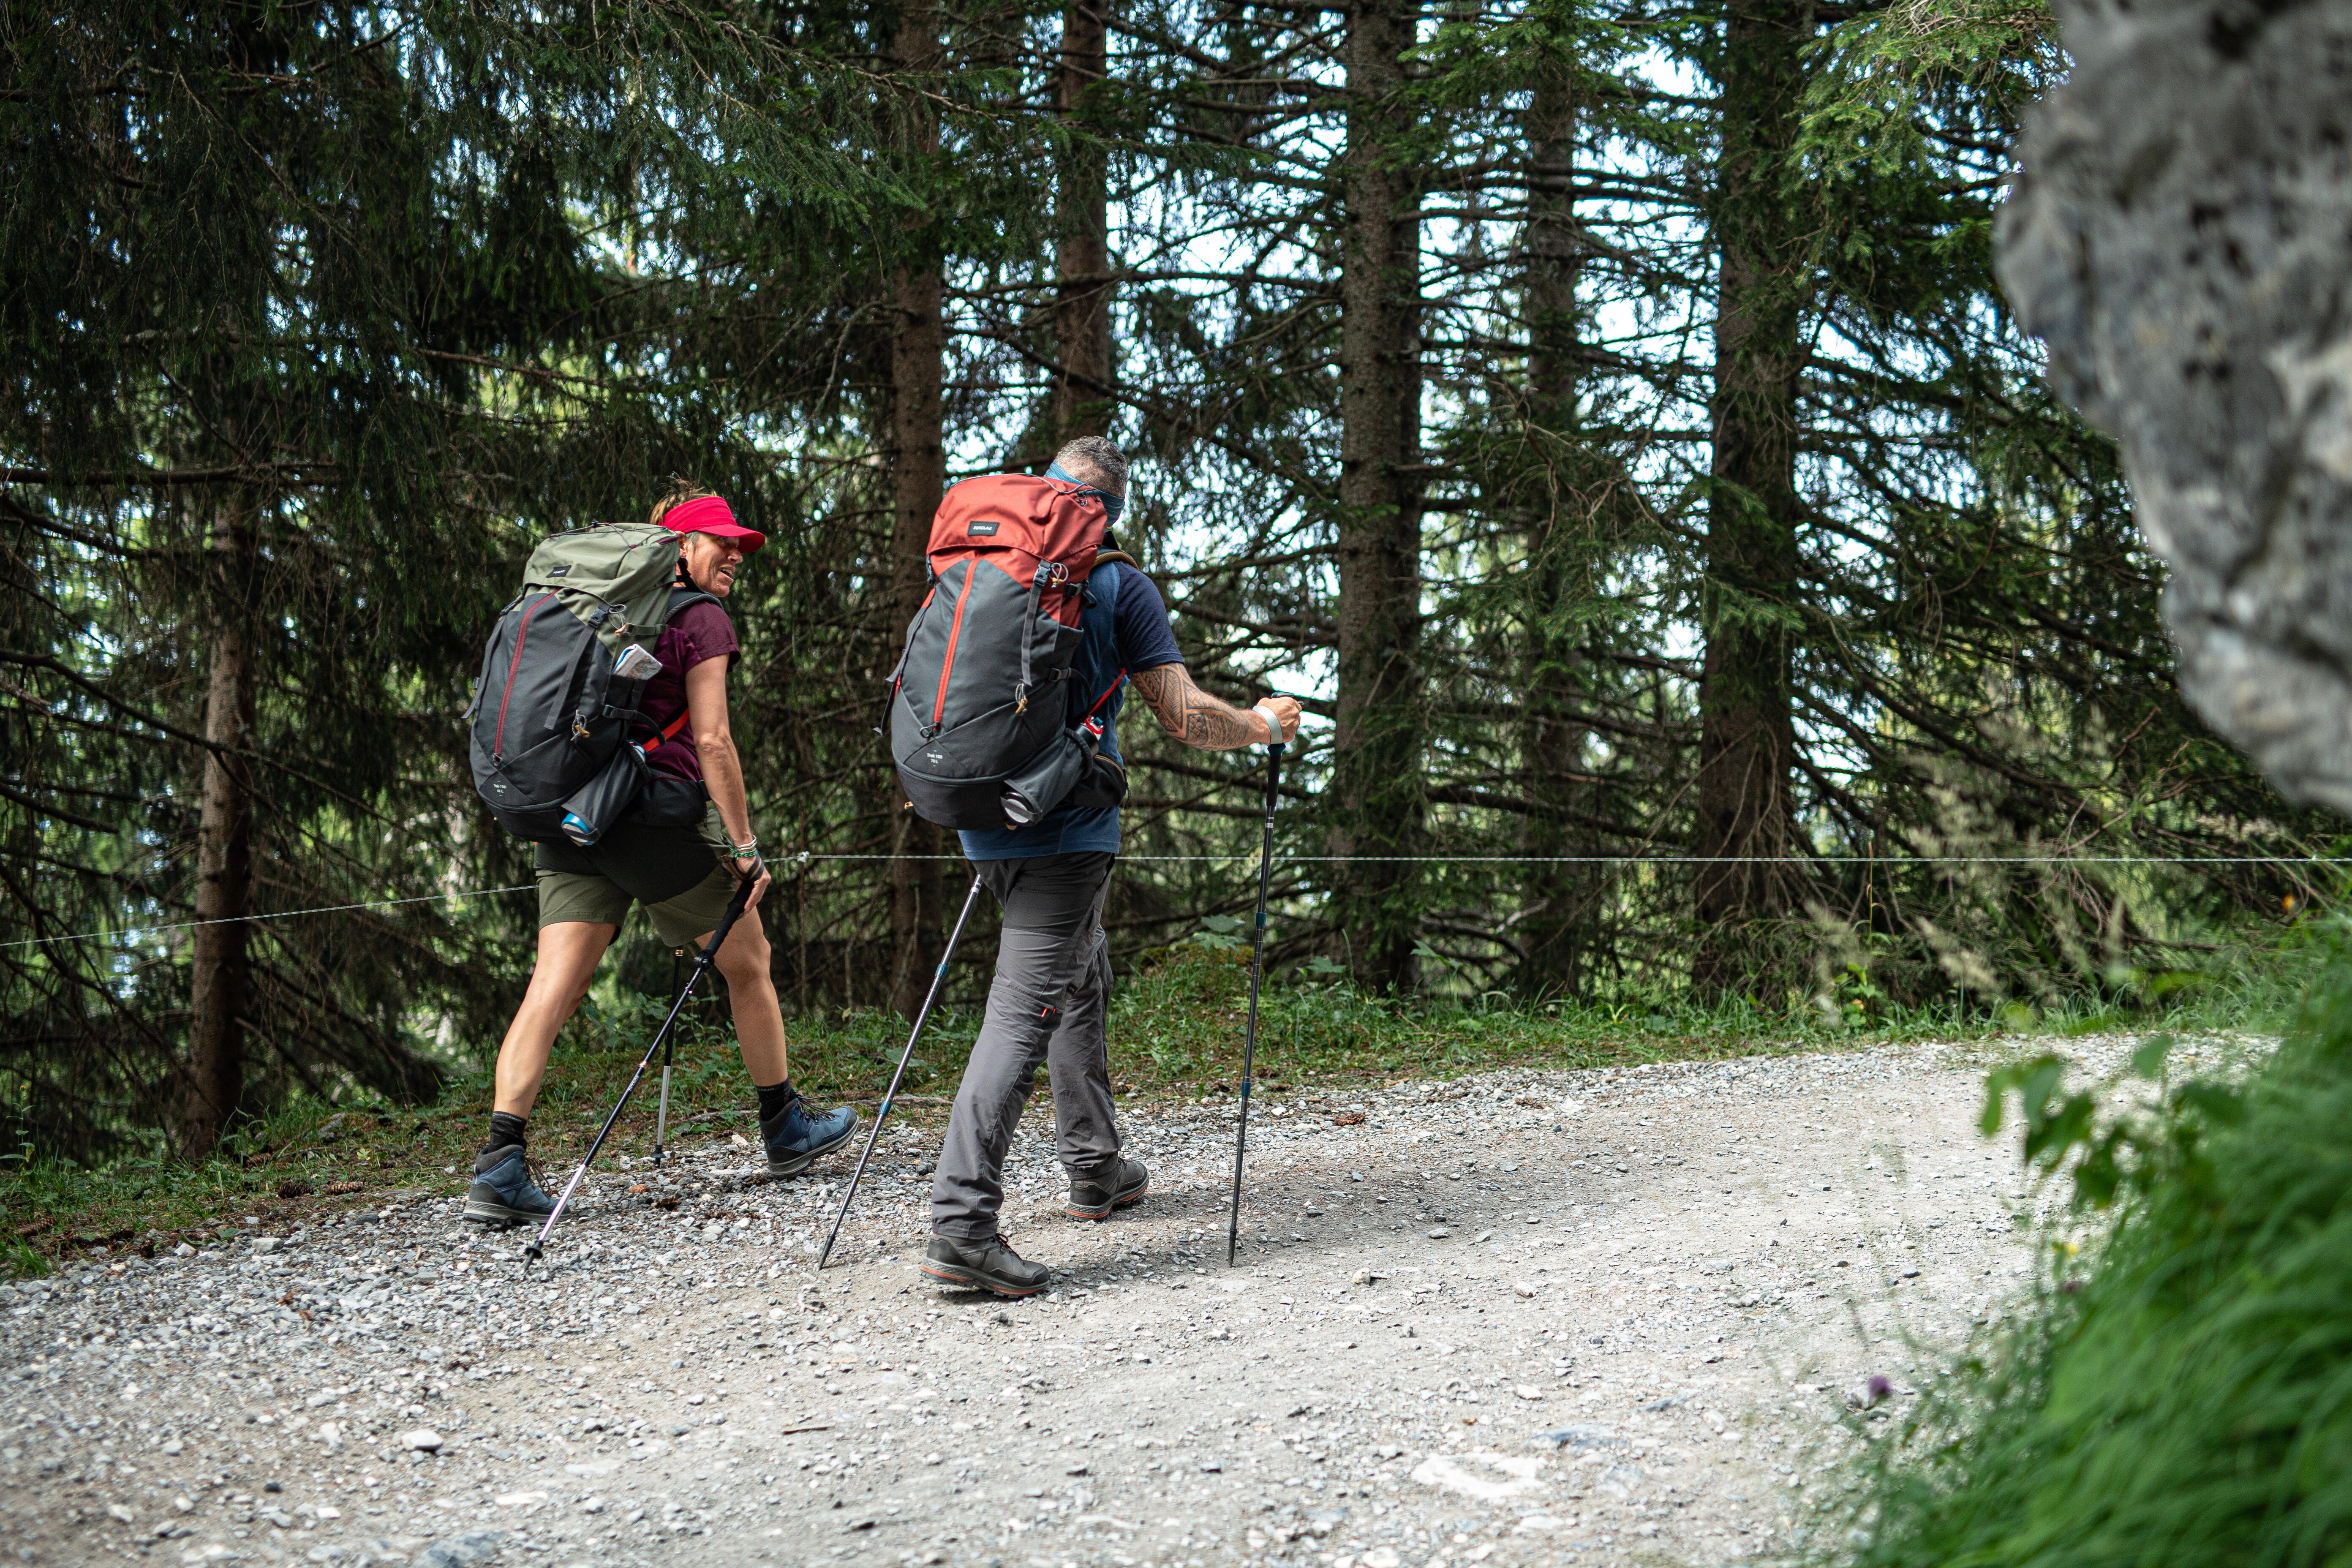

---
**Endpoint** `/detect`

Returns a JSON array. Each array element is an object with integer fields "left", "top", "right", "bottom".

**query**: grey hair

[{"left": 1051, "top": 436, "right": 1130, "bottom": 497}]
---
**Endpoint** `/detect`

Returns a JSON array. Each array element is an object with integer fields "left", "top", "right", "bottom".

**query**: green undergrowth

[
  {"left": 0, "top": 926, "right": 2310, "bottom": 1281},
  {"left": 1814, "top": 920, "right": 2352, "bottom": 1568}
]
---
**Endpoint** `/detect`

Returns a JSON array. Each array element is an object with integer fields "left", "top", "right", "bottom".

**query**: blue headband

[{"left": 1046, "top": 461, "right": 1125, "bottom": 526}]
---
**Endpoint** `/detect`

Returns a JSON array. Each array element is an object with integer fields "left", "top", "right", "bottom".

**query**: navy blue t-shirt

[{"left": 959, "top": 561, "right": 1183, "bottom": 860}]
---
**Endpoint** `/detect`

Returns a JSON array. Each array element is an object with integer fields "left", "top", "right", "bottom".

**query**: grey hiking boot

[
  {"left": 1066, "top": 1157, "right": 1149, "bottom": 1220},
  {"left": 759, "top": 1086, "right": 859, "bottom": 1178},
  {"left": 462, "top": 1145, "right": 561, "bottom": 1228},
  {"left": 920, "top": 1234, "right": 1051, "bottom": 1297}
]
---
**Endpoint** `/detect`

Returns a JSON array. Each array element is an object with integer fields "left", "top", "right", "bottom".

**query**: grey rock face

[{"left": 1998, "top": 0, "right": 2352, "bottom": 809}]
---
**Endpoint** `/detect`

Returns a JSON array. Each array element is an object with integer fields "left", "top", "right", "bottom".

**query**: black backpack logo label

[
  {"left": 966, "top": 521, "right": 999, "bottom": 537},
  {"left": 545, "top": 564, "right": 572, "bottom": 577}
]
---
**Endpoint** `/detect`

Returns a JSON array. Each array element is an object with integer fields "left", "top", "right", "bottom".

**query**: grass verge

[
  {"left": 1, "top": 925, "right": 2300, "bottom": 1280},
  {"left": 1811, "top": 920, "right": 2352, "bottom": 1566}
]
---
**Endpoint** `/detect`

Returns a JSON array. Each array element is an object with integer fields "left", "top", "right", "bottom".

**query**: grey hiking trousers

[{"left": 929, "top": 850, "right": 1124, "bottom": 1243}]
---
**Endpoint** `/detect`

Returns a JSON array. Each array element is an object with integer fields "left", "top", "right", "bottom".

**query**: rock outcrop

[{"left": 1998, "top": 0, "right": 2352, "bottom": 810}]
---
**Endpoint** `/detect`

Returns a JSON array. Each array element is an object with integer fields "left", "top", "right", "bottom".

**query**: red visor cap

[{"left": 659, "top": 495, "right": 767, "bottom": 554}]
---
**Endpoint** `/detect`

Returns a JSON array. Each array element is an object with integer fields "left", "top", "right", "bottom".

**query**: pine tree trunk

[
  {"left": 182, "top": 499, "right": 256, "bottom": 1160},
  {"left": 1328, "top": 0, "right": 1424, "bottom": 992},
  {"left": 886, "top": 2, "right": 948, "bottom": 1023},
  {"left": 887, "top": 264, "right": 947, "bottom": 1021},
  {"left": 1517, "top": 65, "right": 1591, "bottom": 999},
  {"left": 1694, "top": 0, "right": 1811, "bottom": 994},
  {"left": 1052, "top": 0, "right": 1114, "bottom": 442}
]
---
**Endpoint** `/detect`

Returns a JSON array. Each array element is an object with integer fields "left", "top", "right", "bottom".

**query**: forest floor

[{"left": 0, "top": 1028, "right": 2265, "bottom": 1568}]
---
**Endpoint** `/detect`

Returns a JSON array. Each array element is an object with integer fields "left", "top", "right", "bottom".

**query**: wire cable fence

[{"left": 8, "top": 852, "right": 2344, "bottom": 950}]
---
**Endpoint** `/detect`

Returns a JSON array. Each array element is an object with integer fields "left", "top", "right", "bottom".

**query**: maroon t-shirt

[{"left": 637, "top": 599, "right": 740, "bottom": 784}]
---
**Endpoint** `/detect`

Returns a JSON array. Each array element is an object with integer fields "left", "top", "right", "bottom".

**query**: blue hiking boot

[
  {"left": 760, "top": 1086, "right": 858, "bottom": 1177},
  {"left": 461, "top": 1144, "right": 561, "bottom": 1228}
]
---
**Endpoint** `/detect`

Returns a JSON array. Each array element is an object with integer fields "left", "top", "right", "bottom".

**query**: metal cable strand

[
  {"left": 0, "top": 885, "right": 538, "bottom": 951},
  {"left": 6, "top": 851, "right": 2336, "bottom": 950},
  {"left": 782, "top": 853, "right": 2347, "bottom": 865}
]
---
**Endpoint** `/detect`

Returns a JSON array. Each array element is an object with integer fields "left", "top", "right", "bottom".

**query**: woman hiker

[{"left": 463, "top": 485, "right": 858, "bottom": 1226}]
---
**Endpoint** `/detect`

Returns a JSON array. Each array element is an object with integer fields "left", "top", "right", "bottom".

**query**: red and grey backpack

[{"left": 886, "top": 474, "right": 1122, "bottom": 829}]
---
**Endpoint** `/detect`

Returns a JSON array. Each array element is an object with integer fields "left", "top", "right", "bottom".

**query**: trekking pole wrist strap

[{"left": 1252, "top": 705, "right": 1282, "bottom": 745}]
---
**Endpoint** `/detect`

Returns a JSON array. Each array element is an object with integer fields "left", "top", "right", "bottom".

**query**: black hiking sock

[
  {"left": 754, "top": 1081, "right": 798, "bottom": 1123},
  {"left": 478, "top": 1111, "right": 528, "bottom": 1171}
]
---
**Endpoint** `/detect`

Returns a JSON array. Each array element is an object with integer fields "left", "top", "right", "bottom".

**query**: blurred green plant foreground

[{"left": 1819, "top": 924, "right": 2352, "bottom": 1568}]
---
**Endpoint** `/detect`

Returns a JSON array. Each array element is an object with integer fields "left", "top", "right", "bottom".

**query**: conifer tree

[
  {"left": 1, "top": 0, "right": 912, "bottom": 1156},
  {"left": 1328, "top": 0, "right": 1429, "bottom": 992},
  {"left": 885, "top": 0, "right": 953, "bottom": 1021},
  {"left": 1692, "top": 0, "right": 1813, "bottom": 992},
  {"left": 6, "top": 0, "right": 2334, "bottom": 1174}
]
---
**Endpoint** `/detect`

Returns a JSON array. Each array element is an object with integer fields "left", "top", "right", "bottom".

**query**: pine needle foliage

[
  {"left": 0, "top": 0, "right": 2336, "bottom": 1163},
  {"left": 0, "top": 0, "right": 936, "bottom": 1159}
]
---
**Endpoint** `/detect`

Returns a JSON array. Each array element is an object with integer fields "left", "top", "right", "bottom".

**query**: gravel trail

[{"left": 3, "top": 1033, "right": 2229, "bottom": 1568}]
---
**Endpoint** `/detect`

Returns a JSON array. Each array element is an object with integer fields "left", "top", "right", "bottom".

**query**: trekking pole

[
  {"left": 817, "top": 870, "right": 987, "bottom": 1270},
  {"left": 654, "top": 952, "right": 683, "bottom": 1165},
  {"left": 1227, "top": 739, "right": 1284, "bottom": 1266},
  {"left": 523, "top": 871, "right": 757, "bottom": 1268},
  {"left": 652, "top": 1024, "right": 677, "bottom": 1166}
]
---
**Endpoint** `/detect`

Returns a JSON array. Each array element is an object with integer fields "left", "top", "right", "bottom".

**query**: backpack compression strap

[{"left": 643, "top": 709, "right": 694, "bottom": 751}]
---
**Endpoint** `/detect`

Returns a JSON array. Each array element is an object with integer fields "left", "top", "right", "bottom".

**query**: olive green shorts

[{"left": 535, "top": 803, "right": 738, "bottom": 949}]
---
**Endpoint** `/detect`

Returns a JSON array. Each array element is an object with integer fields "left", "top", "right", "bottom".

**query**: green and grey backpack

[{"left": 466, "top": 523, "right": 715, "bottom": 844}]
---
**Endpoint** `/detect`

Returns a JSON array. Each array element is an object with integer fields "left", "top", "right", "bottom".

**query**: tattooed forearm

[{"left": 1132, "top": 664, "right": 1266, "bottom": 751}]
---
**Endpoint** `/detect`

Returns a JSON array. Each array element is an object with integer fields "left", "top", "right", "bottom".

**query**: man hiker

[
  {"left": 464, "top": 485, "right": 858, "bottom": 1226},
  {"left": 920, "top": 436, "right": 1302, "bottom": 1296}
]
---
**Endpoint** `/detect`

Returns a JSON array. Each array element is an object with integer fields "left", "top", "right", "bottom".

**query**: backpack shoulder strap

[
  {"left": 1078, "top": 560, "right": 1130, "bottom": 721},
  {"left": 637, "top": 586, "right": 725, "bottom": 752},
  {"left": 1088, "top": 554, "right": 1131, "bottom": 615},
  {"left": 665, "top": 585, "right": 721, "bottom": 625}
]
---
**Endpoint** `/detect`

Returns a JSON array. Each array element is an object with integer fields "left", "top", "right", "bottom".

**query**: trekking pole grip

[{"left": 703, "top": 866, "right": 758, "bottom": 961}]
